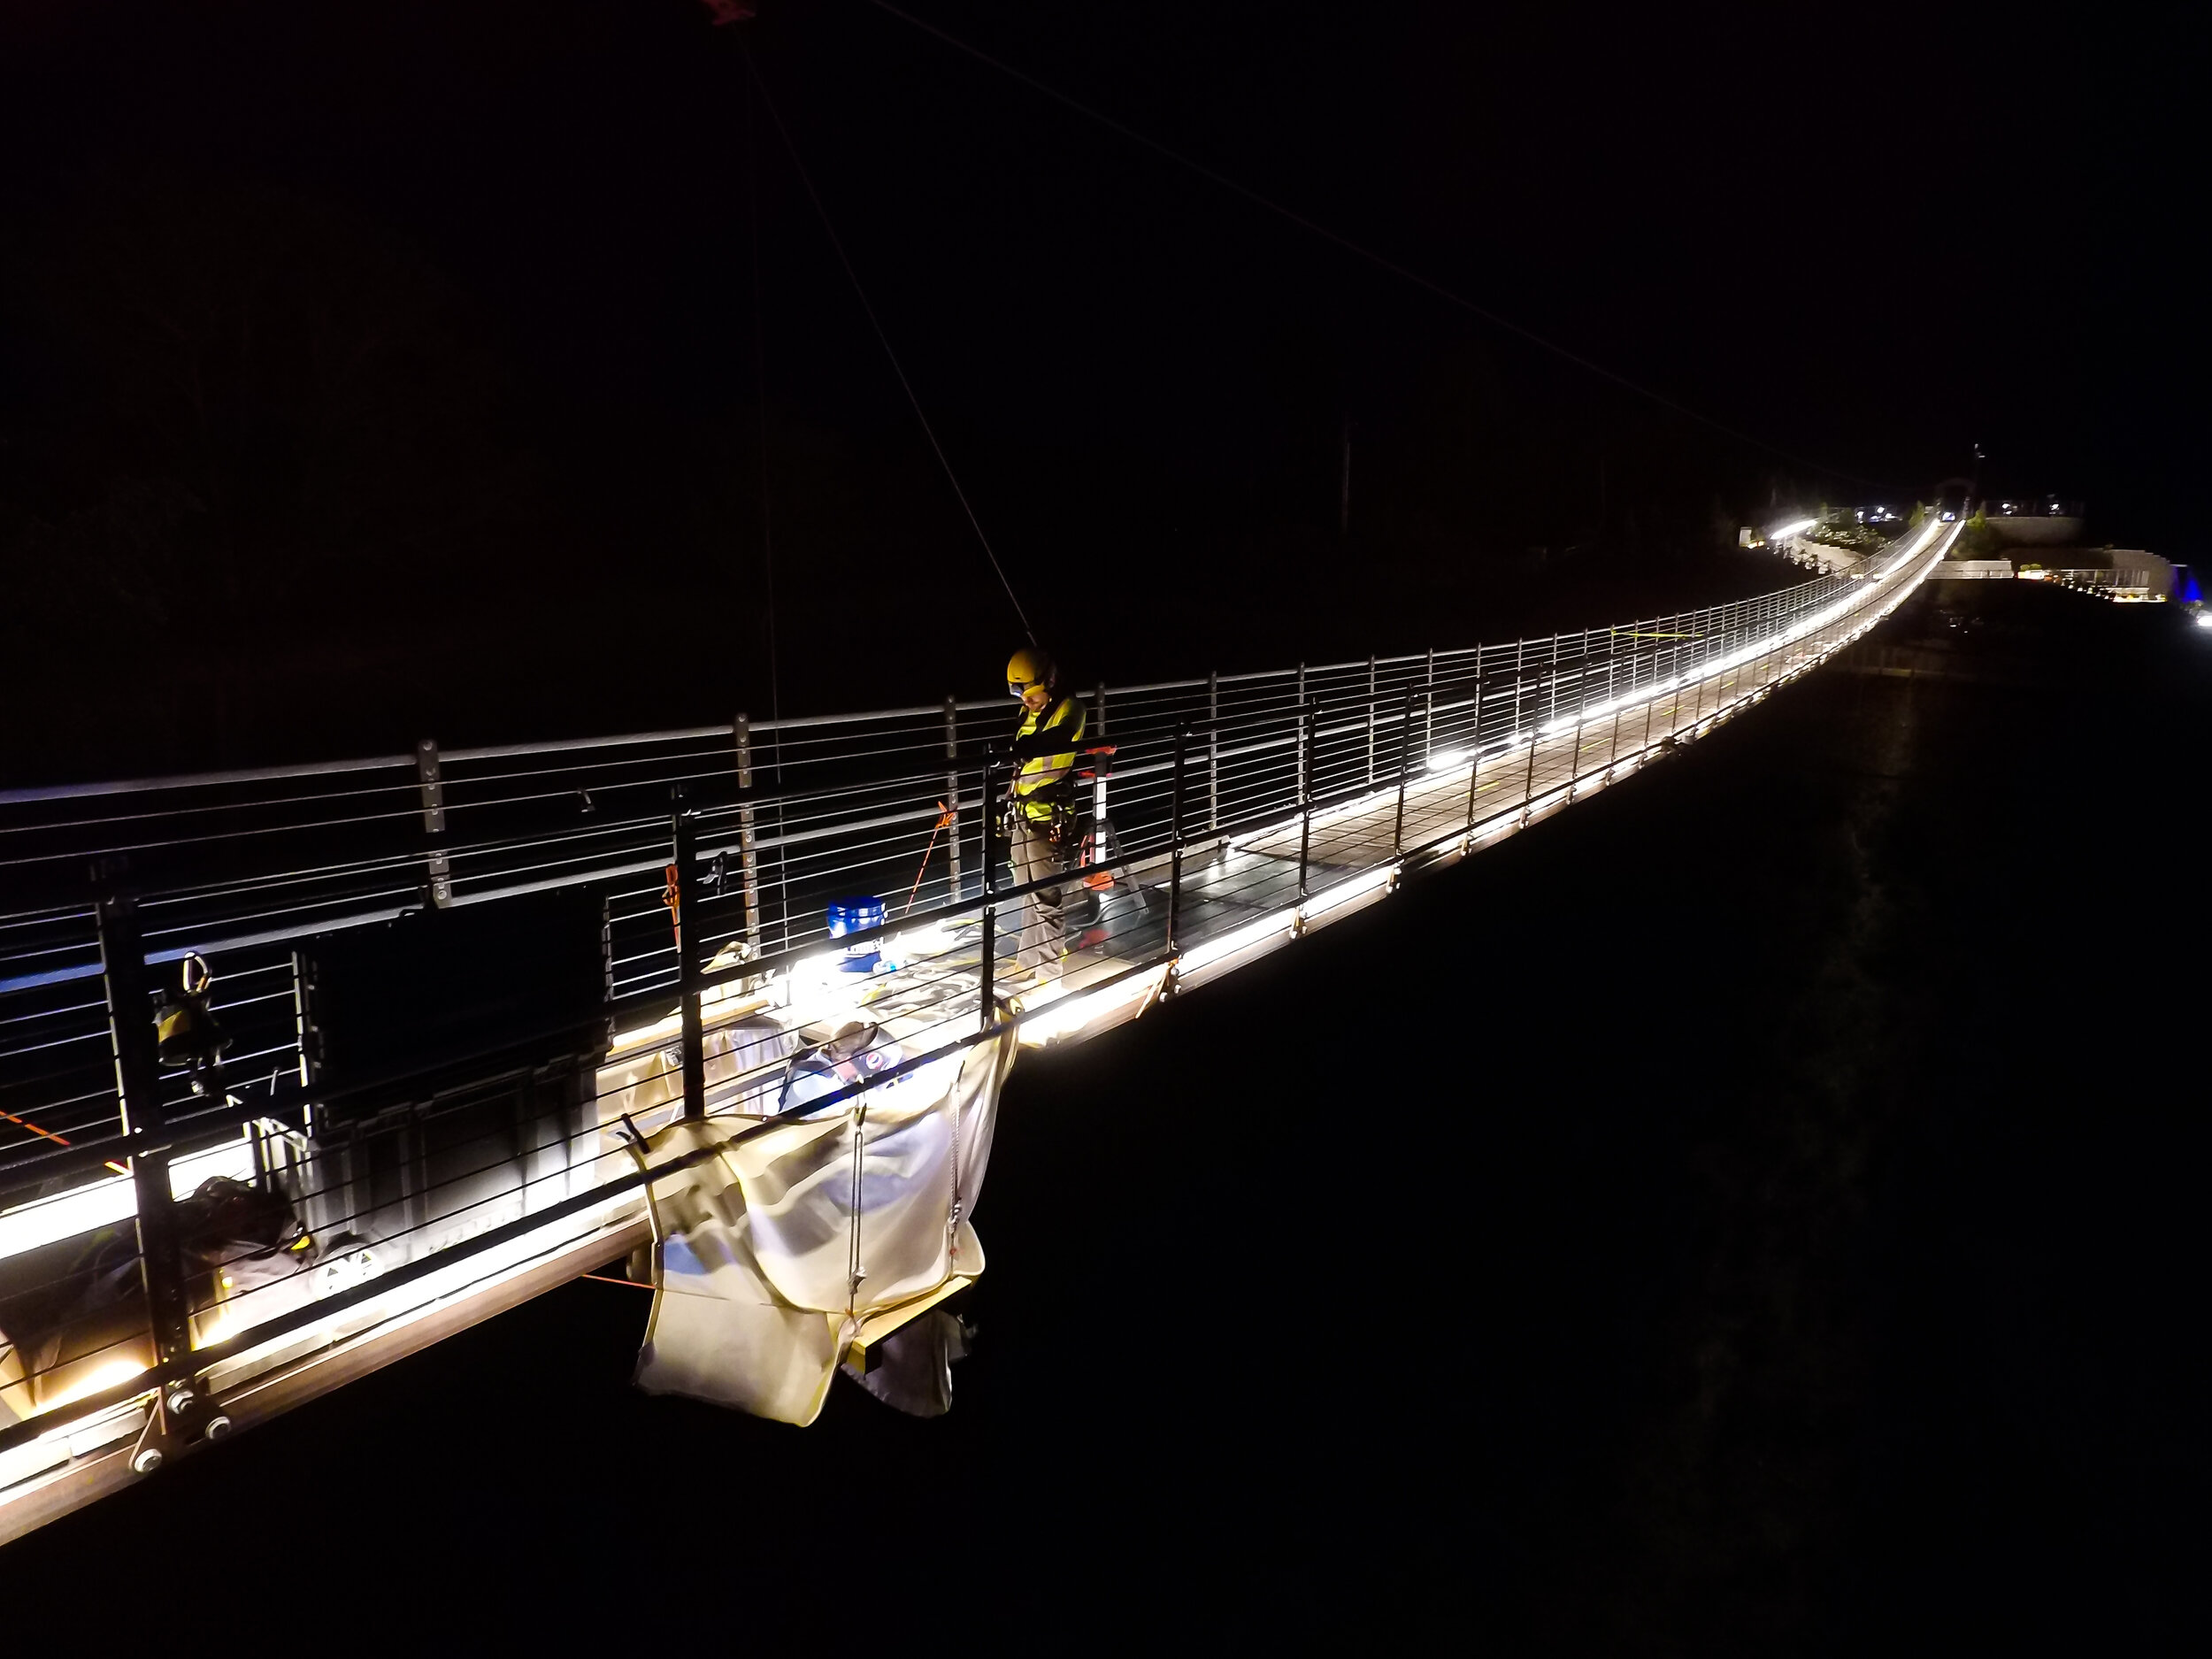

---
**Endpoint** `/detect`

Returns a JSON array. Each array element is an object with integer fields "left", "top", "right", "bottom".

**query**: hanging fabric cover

[{"left": 631, "top": 1026, "right": 1016, "bottom": 1425}]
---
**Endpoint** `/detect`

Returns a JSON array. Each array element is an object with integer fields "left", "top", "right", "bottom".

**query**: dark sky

[{"left": 1, "top": 1, "right": 2202, "bottom": 764}]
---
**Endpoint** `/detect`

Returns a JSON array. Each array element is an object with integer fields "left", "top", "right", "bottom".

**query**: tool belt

[{"left": 1004, "top": 789, "right": 1079, "bottom": 849}]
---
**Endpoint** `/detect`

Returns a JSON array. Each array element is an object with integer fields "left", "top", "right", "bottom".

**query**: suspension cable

[
  {"left": 739, "top": 43, "right": 1040, "bottom": 644},
  {"left": 864, "top": 1, "right": 1897, "bottom": 495},
  {"left": 746, "top": 67, "right": 785, "bottom": 734}
]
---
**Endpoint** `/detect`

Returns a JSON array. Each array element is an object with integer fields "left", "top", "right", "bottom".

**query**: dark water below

[{"left": 10, "top": 580, "right": 2206, "bottom": 1650}]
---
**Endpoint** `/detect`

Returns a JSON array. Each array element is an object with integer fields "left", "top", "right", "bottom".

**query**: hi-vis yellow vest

[{"left": 1012, "top": 695, "right": 1085, "bottom": 821}]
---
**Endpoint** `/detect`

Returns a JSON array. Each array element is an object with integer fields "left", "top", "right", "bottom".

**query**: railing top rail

[
  {"left": 0, "top": 553, "right": 1888, "bottom": 809},
  {"left": 0, "top": 752, "right": 417, "bottom": 807}
]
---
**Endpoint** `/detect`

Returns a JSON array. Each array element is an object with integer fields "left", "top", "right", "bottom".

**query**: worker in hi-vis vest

[{"left": 1002, "top": 647, "right": 1087, "bottom": 975}]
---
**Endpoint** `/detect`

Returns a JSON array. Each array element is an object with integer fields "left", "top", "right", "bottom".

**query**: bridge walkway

[{"left": 0, "top": 518, "right": 1957, "bottom": 1540}]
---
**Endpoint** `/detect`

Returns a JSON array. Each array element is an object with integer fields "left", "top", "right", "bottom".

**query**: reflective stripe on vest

[{"left": 1013, "top": 695, "right": 1086, "bottom": 819}]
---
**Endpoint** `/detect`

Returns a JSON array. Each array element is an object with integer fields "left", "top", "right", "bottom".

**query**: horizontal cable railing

[{"left": 0, "top": 522, "right": 1951, "bottom": 1508}]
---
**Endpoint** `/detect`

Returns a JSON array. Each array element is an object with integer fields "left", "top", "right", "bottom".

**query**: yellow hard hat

[{"left": 1006, "top": 646, "right": 1055, "bottom": 697}]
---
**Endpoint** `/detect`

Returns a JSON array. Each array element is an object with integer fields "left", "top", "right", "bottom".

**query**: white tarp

[{"left": 632, "top": 1027, "right": 1015, "bottom": 1425}]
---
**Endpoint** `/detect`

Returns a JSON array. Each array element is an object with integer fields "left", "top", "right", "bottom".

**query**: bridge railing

[{"left": 0, "top": 524, "right": 1949, "bottom": 1513}]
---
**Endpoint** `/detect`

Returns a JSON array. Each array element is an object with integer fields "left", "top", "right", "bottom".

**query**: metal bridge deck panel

[{"left": 0, "top": 520, "right": 1958, "bottom": 1540}]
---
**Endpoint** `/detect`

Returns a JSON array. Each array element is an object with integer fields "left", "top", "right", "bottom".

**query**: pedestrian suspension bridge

[{"left": 0, "top": 517, "right": 1959, "bottom": 1539}]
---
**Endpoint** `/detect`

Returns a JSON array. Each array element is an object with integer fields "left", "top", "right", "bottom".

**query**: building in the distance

[{"left": 2015, "top": 549, "right": 2177, "bottom": 601}]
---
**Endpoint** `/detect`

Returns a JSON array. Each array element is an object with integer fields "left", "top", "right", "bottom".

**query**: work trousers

[{"left": 1008, "top": 815, "right": 1070, "bottom": 974}]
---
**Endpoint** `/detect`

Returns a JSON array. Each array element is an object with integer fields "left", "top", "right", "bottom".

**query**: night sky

[
  {"left": 3, "top": 8, "right": 2208, "bottom": 1640},
  {"left": 2, "top": 0, "right": 2200, "bottom": 764}
]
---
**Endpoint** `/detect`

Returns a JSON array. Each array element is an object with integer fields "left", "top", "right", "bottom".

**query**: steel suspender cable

[
  {"left": 746, "top": 68, "right": 784, "bottom": 737},
  {"left": 739, "top": 45, "right": 1041, "bottom": 645},
  {"left": 864, "top": 1, "right": 1898, "bottom": 495},
  {"left": 746, "top": 67, "right": 796, "bottom": 950}
]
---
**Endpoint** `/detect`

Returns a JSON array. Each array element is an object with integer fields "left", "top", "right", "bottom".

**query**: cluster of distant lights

[
  {"left": 1767, "top": 506, "right": 1901, "bottom": 540},
  {"left": 1768, "top": 503, "right": 2072, "bottom": 541}
]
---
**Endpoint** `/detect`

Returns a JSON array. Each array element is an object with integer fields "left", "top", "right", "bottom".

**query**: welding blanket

[{"left": 631, "top": 1030, "right": 1014, "bottom": 1425}]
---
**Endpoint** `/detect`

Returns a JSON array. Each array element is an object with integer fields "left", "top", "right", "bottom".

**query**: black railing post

[
  {"left": 1465, "top": 657, "right": 1486, "bottom": 834},
  {"left": 1690, "top": 624, "right": 1709, "bottom": 728},
  {"left": 1642, "top": 644, "right": 1660, "bottom": 752},
  {"left": 1365, "top": 655, "right": 1377, "bottom": 787},
  {"left": 1206, "top": 670, "right": 1220, "bottom": 833},
  {"left": 1393, "top": 686, "right": 1415, "bottom": 855},
  {"left": 1523, "top": 665, "right": 1545, "bottom": 815},
  {"left": 414, "top": 738, "right": 452, "bottom": 910},
  {"left": 1424, "top": 647, "right": 1435, "bottom": 764},
  {"left": 1567, "top": 671, "right": 1588, "bottom": 797},
  {"left": 1166, "top": 724, "right": 1188, "bottom": 956},
  {"left": 1298, "top": 699, "right": 1317, "bottom": 899},
  {"left": 1094, "top": 680, "right": 1110, "bottom": 854},
  {"left": 943, "top": 696, "right": 962, "bottom": 902},
  {"left": 735, "top": 713, "right": 763, "bottom": 955},
  {"left": 978, "top": 753, "right": 997, "bottom": 1028},
  {"left": 671, "top": 790, "right": 707, "bottom": 1119},
  {"left": 95, "top": 867, "right": 200, "bottom": 1470}
]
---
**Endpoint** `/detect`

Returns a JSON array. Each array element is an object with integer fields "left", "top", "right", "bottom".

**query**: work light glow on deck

[
  {"left": 1300, "top": 864, "right": 1396, "bottom": 921},
  {"left": 30, "top": 1359, "right": 150, "bottom": 1416},
  {"left": 1175, "top": 910, "right": 1296, "bottom": 975},
  {"left": 0, "top": 1134, "right": 260, "bottom": 1263},
  {"left": 1018, "top": 966, "right": 1167, "bottom": 1044}
]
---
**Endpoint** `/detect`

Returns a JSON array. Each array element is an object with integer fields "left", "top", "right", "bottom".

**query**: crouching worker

[{"left": 1002, "top": 646, "right": 1088, "bottom": 979}]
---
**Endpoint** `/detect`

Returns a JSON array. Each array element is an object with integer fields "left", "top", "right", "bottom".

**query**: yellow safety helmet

[{"left": 1006, "top": 646, "right": 1056, "bottom": 698}]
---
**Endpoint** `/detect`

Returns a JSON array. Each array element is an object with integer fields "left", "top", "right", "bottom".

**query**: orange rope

[
  {"left": 1, "top": 1106, "right": 71, "bottom": 1147},
  {"left": 0, "top": 1107, "right": 127, "bottom": 1173},
  {"left": 901, "top": 801, "right": 956, "bottom": 916}
]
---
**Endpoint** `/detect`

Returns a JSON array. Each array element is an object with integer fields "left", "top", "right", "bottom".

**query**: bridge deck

[{"left": 0, "top": 520, "right": 1957, "bottom": 1540}]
